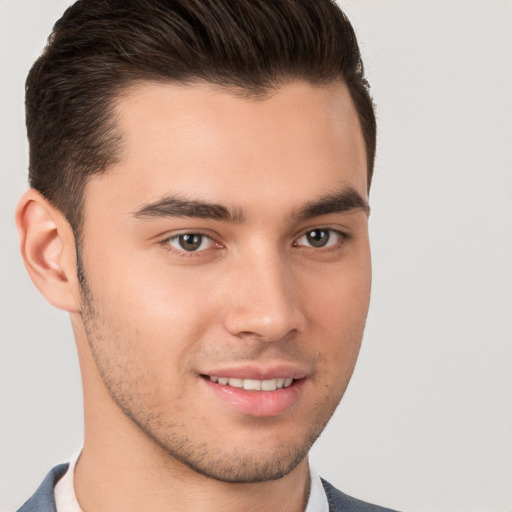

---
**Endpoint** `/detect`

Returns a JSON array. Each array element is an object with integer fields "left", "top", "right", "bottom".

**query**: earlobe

[{"left": 16, "top": 189, "right": 81, "bottom": 313}]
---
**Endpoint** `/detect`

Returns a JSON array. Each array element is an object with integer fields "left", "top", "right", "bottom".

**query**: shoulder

[
  {"left": 321, "top": 478, "right": 401, "bottom": 512},
  {"left": 16, "top": 464, "right": 69, "bottom": 512}
]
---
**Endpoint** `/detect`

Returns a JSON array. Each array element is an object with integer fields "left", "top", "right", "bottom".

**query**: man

[{"left": 15, "top": 0, "right": 397, "bottom": 511}]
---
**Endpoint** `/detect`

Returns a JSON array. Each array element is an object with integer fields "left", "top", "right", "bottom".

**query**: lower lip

[{"left": 202, "top": 377, "right": 306, "bottom": 417}]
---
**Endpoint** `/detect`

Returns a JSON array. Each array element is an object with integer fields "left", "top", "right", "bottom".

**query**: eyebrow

[
  {"left": 131, "top": 186, "right": 369, "bottom": 223},
  {"left": 132, "top": 196, "right": 246, "bottom": 223},
  {"left": 293, "top": 187, "right": 370, "bottom": 221}
]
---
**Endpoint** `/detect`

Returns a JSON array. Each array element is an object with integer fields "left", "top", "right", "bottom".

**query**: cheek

[
  {"left": 84, "top": 249, "right": 221, "bottom": 374},
  {"left": 303, "top": 256, "right": 371, "bottom": 330},
  {"left": 300, "top": 255, "right": 371, "bottom": 370}
]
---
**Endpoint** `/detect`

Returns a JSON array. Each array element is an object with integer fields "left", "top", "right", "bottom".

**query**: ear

[{"left": 16, "top": 189, "right": 81, "bottom": 313}]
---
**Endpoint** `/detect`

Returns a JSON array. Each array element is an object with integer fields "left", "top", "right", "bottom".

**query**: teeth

[
  {"left": 228, "top": 378, "right": 243, "bottom": 388},
  {"left": 261, "top": 379, "right": 277, "bottom": 391},
  {"left": 243, "top": 379, "right": 261, "bottom": 390},
  {"left": 209, "top": 376, "right": 295, "bottom": 391}
]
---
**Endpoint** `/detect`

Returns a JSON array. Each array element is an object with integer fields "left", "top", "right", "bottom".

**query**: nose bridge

[{"left": 223, "top": 243, "right": 306, "bottom": 341}]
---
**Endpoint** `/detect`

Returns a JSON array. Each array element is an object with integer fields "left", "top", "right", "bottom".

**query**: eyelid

[
  {"left": 159, "top": 227, "right": 219, "bottom": 243},
  {"left": 160, "top": 230, "right": 223, "bottom": 256},
  {"left": 293, "top": 227, "right": 350, "bottom": 249}
]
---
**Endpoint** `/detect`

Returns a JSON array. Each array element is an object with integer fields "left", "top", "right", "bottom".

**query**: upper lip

[{"left": 200, "top": 363, "right": 308, "bottom": 381}]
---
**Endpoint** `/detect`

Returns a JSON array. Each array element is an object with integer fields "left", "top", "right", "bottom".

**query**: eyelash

[
  {"left": 293, "top": 228, "right": 350, "bottom": 250},
  {"left": 161, "top": 232, "right": 221, "bottom": 256},
  {"left": 160, "top": 228, "right": 350, "bottom": 257}
]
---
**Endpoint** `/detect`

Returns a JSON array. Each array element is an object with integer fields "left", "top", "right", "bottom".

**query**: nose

[{"left": 222, "top": 248, "right": 307, "bottom": 342}]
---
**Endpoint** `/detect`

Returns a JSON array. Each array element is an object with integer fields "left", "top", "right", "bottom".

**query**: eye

[
  {"left": 165, "top": 233, "right": 214, "bottom": 252},
  {"left": 294, "top": 228, "right": 345, "bottom": 249}
]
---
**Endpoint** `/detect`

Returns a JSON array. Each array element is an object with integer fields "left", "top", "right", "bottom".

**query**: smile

[
  {"left": 202, "top": 371, "right": 307, "bottom": 416},
  {"left": 208, "top": 376, "right": 294, "bottom": 391}
]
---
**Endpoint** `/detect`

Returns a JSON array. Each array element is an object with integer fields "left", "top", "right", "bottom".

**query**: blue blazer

[{"left": 17, "top": 464, "right": 399, "bottom": 512}]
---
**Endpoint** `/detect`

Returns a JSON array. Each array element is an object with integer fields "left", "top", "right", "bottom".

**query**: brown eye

[
  {"left": 295, "top": 229, "right": 345, "bottom": 249},
  {"left": 167, "top": 233, "right": 212, "bottom": 252},
  {"left": 305, "top": 229, "right": 330, "bottom": 247}
]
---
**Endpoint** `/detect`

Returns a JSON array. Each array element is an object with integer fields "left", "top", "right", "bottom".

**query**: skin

[{"left": 17, "top": 80, "right": 371, "bottom": 512}]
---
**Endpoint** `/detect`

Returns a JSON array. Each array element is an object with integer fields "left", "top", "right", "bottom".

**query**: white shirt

[
  {"left": 54, "top": 456, "right": 81, "bottom": 512},
  {"left": 54, "top": 456, "right": 329, "bottom": 512}
]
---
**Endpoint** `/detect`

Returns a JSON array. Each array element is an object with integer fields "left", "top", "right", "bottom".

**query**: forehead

[{"left": 85, "top": 80, "right": 367, "bottom": 219}]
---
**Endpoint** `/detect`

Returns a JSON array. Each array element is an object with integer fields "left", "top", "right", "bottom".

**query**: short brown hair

[{"left": 26, "top": 0, "right": 376, "bottom": 236}]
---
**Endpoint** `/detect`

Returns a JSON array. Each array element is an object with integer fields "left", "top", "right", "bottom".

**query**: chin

[
  {"left": 146, "top": 420, "right": 322, "bottom": 483},
  {"left": 170, "top": 444, "right": 311, "bottom": 483}
]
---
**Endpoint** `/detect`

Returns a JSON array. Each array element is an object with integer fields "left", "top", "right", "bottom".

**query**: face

[{"left": 76, "top": 80, "right": 371, "bottom": 482}]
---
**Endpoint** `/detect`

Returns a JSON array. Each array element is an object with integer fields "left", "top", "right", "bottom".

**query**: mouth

[
  {"left": 206, "top": 375, "right": 295, "bottom": 391},
  {"left": 200, "top": 371, "right": 306, "bottom": 417}
]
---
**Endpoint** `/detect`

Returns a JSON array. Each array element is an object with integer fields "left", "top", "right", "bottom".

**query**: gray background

[{"left": 1, "top": 1, "right": 511, "bottom": 511}]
